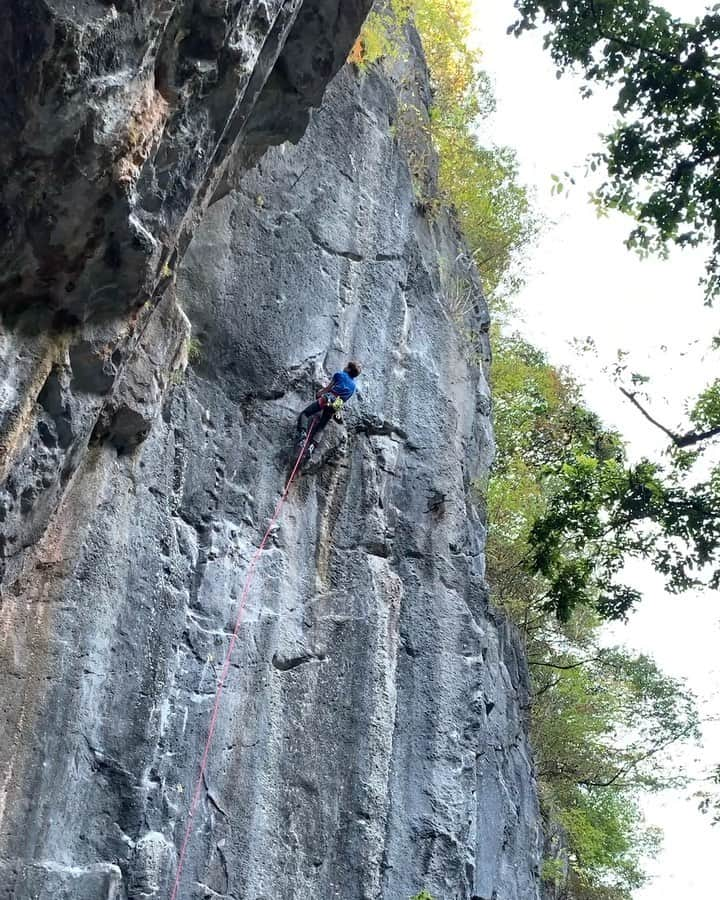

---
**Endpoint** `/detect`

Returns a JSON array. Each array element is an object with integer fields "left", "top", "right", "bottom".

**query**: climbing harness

[
  {"left": 328, "top": 394, "right": 344, "bottom": 412},
  {"left": 168, "top": 420, "right": 317, "bottom": 900},
  {"left": 320, "top": 392, "right": 344, "bottom": 412}
]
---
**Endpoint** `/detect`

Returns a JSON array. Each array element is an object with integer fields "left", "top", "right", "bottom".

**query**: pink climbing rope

[{"left": 168, "top": 422, "right": 316, "bottom": 900}]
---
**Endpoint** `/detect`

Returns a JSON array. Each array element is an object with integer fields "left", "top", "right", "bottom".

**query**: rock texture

[
  {"left": 0, "top": 0, "right": 371, "bottom": 620},
  {"left": 0, "top": 6, "right": 542, "bottom": 900},
  {"left": 0, "top": 0, "right": 369, "bottom": 320}
]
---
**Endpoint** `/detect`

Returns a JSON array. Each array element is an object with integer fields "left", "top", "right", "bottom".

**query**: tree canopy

[
  {"left": 511, "top": 0, "right": 720, "bottom": 301},
  {"left": 489, "top": 325, "right": 701, "bottom": 897},
  {"left": 491, "top": 329, "right": 720, "bottom": 621}
]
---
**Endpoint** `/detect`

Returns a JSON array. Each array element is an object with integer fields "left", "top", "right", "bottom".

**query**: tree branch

[
  {"left": 683, "top": 425, "right": 720, "bottom": 446},
  {"left": 578, "top": 720, "right": 698, "bottom": 788},
  {"left": 528, "top": 653, "right": 605, "bottom": 670},
  {"left": 620, "top": 387, "right": 684, "bottom": 442},
  {"left": 534, "top": 676, "right": 562, "bottom": 698},
  {"left": 620, "top": 387, "right": 720, "bottom": 447},
  {"left": 588, "top": 0, "right": 684, "bottom": 67}
]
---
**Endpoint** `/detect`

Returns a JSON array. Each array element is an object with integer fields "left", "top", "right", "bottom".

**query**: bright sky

[{"left": 472, "top": 1, "right": 720, "bottom": 896}]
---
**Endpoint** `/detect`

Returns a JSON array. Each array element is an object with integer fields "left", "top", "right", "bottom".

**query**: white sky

[{"left": 471, "top": 1, "right": 720, "bottom": 896}]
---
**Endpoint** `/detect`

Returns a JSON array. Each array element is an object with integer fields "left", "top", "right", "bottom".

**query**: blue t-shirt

[{"left": 330, "top": 371, "right": 356, "bottom": 402}]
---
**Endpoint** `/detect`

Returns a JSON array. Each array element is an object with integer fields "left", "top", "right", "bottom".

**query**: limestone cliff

[{"left": 0, "top": 3, "right": 542, "bottom": 898}]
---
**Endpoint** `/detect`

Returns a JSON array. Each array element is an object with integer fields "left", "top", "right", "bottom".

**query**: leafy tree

[
  {"left": 489, "top": 326, "right": 701, "bottom": 897},
  {"left": 530, "top": 454, "right": 720, "bottom": 620},
  {"left": 508, "top": 3, "right": 720, "bottom": 556},
  {"left": 697, "top": 764, "right": 720, "bottom": 824},
  {"left": 532, "top": 648, "right": 699, "bottom": 793},
  {"left": 531, "top": 644, "right": 693, "bottom": 896},
  {"left": 510, "top": 0, "right": 720, "bottom": 301},
  {"left": 490, "top": 327, "right": 720, "bottom": 621}
]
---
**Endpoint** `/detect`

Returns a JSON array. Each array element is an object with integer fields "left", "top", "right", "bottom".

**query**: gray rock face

[
  {"left": 0, "top": 0, "right": 370, "bottom": 320},
  {"left": 0, "top": 10, "right": 542, "bottom": 900},
  {"left": 0, "top": 0, "right": 370, "bottom": 619}
]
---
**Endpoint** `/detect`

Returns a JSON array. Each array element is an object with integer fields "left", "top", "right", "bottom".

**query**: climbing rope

[{"left": 169, "top": 421, "right": 316, "bottom": 899}]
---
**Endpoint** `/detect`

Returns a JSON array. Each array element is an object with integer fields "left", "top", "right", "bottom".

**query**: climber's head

[{"left": 345, "top": 361, "right": 362, "bottom": 379}]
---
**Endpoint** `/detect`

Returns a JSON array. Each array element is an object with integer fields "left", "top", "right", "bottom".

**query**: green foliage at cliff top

[{"left": 352, "top": 0, "right": 538, "bottom": 298}]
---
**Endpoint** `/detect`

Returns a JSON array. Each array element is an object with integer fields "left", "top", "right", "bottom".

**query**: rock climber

[{"left": 296, "top": 361, "right": 362, "bottom": 454}]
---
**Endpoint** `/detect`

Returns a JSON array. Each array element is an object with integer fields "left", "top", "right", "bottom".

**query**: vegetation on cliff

[
  {"left": 511, "top": 0, "right": 720, "bottom": 833},
  {"left": 351, "top": 0, "right": 537, "bottom": 297},
  {"left": 351, "top": 2, "right": 712, "bottom": 897},
  {"left": 489, "top": 327, "right": 700, "bottom": 897}
]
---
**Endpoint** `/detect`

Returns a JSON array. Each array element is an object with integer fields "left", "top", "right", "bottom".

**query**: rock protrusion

[{"left": 0, "top": 0, "right": 373, "bottom": 320}]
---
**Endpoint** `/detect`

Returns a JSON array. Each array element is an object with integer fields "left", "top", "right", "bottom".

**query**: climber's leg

[
  {"left": 297, "top": 400, "right": 322, "bottom": 435},
  {"left": 312, "top": 407, "right": 334, "bottom": 438},
  {"left": 297, "top": 401, "right": 333, "bottom": 452}
]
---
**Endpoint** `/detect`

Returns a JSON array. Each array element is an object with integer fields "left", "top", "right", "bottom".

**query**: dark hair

[{"left": 345, "top": 361, "right": 362, "bottom": 379}]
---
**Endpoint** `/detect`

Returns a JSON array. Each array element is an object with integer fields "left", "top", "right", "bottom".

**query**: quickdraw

[{"left": 323, "top": 393, "right": 344, "bottom": 412}]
